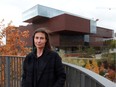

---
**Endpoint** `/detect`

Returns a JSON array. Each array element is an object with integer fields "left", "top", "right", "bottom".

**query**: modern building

[{"left": 19, "top": 4, "right": 114, "bottom": 53}]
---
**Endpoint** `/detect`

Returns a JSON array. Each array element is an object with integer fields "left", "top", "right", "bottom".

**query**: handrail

[{"left": 63, "top": 62, "right": 115, "bottom": 87}]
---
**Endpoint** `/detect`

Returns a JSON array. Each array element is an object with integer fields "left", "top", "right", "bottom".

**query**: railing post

[
  {"left": 81, "top": 73, "right": 85, "bottom": 87},
  {"left": 5, "top": 56, "right": 10, "bottom": 87}
]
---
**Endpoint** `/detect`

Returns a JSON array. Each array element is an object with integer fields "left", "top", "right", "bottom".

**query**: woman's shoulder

[
  {"left": 48, "top": 50, "right": 61, "bottom": 58},
  {"left": 25, "top": 52, "right": 36, "bottom": 59},
  {"left": 26, "top": 52, "right": 35, "bottom": 56},
  {"left": 49, "top": 50, "right": 59, "bottom": 55}
]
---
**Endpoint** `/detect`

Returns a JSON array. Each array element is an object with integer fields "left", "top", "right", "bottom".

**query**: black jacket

[{"left": 22, "top": 50, "right": 66, "bottom": 87}]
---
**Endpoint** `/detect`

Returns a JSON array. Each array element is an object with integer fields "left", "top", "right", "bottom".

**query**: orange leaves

[
  {"left": 21, "top": 30, "right": 29, "bottom": 38},
  {"left": 85, "top": 59, "right": 99, "bottom": 74},
  {"left": 85, "top": 60, "right": 92, "bottom": 70},
  {"left": 0, "top": 20, "right": 30, "bottom": 56}
]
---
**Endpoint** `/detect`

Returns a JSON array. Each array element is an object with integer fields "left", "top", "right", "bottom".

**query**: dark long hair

[{"left": 32, "top": 28, "right": 51, "bottom": 52}]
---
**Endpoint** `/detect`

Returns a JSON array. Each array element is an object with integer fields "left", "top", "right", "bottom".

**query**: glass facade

[
  {"left": 22, "top": 4, "right": 64, "bottom": 21},
  {"left": 84, "top": 35, "right": 89, "bottom": 42},
  {"left": 90, "top": 20, "right": 96, "bottom": 34}
]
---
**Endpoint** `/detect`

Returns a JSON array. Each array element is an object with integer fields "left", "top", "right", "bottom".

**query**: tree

[{"left": 0, "top": 20, "right": 30, "bottom": 56}]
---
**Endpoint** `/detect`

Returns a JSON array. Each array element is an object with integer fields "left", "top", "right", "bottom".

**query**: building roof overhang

[
  {"left": 22, "top": 4, "right": 64, "bottom": 23},
  {"left": 23, "top": 15, "right": 49, "bottom": 23},
  {"left": 50, "top": 30, "right": 89, "bottom": 35}
]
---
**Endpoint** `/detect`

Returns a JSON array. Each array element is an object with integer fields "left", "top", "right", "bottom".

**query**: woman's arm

[{"left": 53, "top": 53, "right": 66, "bottom": 87}]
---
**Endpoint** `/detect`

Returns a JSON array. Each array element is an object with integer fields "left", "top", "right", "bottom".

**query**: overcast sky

[{"left": 0, "top": 0, "right": 116, "bottom": 33}]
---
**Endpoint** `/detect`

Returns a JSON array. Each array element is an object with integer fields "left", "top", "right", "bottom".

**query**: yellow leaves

[{"left": 78, "top": 59, "right": 85, "bottom": 67}]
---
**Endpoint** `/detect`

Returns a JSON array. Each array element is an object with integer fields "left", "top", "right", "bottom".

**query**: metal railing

[
  {"left": 64, "top": 62, "right": 115, "bottom": 87},
  {"left": 0, "top": 56, "right": 24, "bottom": 87},
  {"left": 0, "top": 56, "right": 115, "bottom": 87}
]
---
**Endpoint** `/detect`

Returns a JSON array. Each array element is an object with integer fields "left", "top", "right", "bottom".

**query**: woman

[{"left": 22, "top": 28, "right": 66, "bottom": 87}]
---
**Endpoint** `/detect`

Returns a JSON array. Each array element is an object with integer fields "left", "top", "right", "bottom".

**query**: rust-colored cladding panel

[
  {"left": 46, "top": 14, "right": 90, "bottom": 33},
  {"left": 89, "top": 35, "right": 103, "bottom": 47},
  {"left": 64, "top": 14, "right": 90, "bottom": 33},
  {"left": 97, "top": 27, "right": 113, "bottom": 38},
  {"left": 46, "top": 15, "right": 66, "bottom": 32},
  {"left": 26, "top": 15, "right": 66, "bottom": 33},
  {"left": 50, "top": 34, "right": 60, "bottom": 46}
]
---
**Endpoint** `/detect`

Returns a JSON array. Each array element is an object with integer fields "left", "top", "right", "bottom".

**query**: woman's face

[{"left": 34, "top": 32, "right": 47, "bottom": 49}]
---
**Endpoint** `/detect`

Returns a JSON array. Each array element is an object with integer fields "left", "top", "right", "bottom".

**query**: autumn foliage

[
  {"left": 0, "top": 20, "right": 30, "bottom": 56},
  {"left": 85, "top": 59, "right": 99, "bottom": 74}
]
